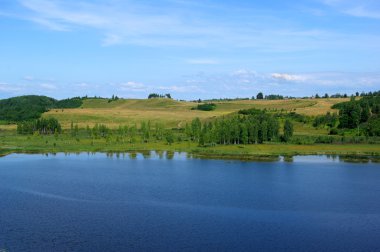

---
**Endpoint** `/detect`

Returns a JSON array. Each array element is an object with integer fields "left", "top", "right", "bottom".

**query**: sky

[{"left": 0, "top": 0, "right": 380, "bottom": 100}]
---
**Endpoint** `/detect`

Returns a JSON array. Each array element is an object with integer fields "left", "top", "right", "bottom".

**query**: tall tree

[
  {"left": 283, "top": 120, "right": 294, "bottom": 142},
  {"left": 256, "top": 92, "right": 264, "bottom": 100}
]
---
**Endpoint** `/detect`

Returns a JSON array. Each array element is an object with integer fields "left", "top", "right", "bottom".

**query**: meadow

[
  {"left": 2, "top": 96, "right": 379, "bottom": 159},
  {"left": 42, "top": 97, "right": 347, "bottom": 132}
]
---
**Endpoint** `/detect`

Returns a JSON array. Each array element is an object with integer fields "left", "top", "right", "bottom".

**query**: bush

[
  {"left": 329, "top": 128, "right": 339, "bottom": 135},
  {"left": 192, "top": 103, "right": 216, "bottom": 111}
]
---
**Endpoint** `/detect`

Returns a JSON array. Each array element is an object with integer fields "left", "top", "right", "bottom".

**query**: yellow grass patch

[{"left": 43, "top": 98, "right": 348, "bottom": 130}]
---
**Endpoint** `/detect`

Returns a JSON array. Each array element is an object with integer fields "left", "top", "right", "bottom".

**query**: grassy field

[{"left": 42, "top": 98, "right": 348, "bottom": 131}]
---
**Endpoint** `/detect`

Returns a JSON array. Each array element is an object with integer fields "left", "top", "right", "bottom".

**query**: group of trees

[
  {"left": 55, "top": 97, "right": 83, "bottom": 108},
  {"left": 17, "top": 118, "right": 62, "bottom": 135},
  {"left": 313, "top": 112, "right": 339, "bottom": 128},
  {"left": 70, "top": 121, "right": 175, "bottom": 144},
  {"left": 184, "top": 110, "right": 293, "bottom": 146},
  {"left": 192, "top": 103, "right": 216, "bottom": 111},
  {"left": 265, "top": 94, "right": 284, "bottom": 100},
  {"left": 108, "top": 95, "right": 120, "bottom": 103},
  {"left": 148, "top": 93, "right": 172, "bottom": 99},
  {"left": 252, "top": 93, "right": 284, "bottom": 100},
  {"left": 315, "top": 93, "right": 380, "bottom": 136}
]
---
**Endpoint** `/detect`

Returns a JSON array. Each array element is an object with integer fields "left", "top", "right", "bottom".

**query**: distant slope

[
  {"left": 82, "top": 98, "right": 191, "bottom": 110},
  {"left": 0, "top": 95, "right": 83, "bottom": 122},
  {"left": 44, "top": 98, "right": 348, "bottom": 131},
  {"left": 0, "top": 95, "right": 56, "bottom": 121}
]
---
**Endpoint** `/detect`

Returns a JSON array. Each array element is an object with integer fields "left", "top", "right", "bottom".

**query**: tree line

[
  {"left": 148, "top": 93, "right": 172, "bottom": 99},
  {"left": 316, "top": 93, "right": 380, "bottom": 136},
  {"left": 184, "top": 109, "right": 293, "bottom": 146},
  {"left": 17, "top": 118, "right": 62, "bottom": 135}
]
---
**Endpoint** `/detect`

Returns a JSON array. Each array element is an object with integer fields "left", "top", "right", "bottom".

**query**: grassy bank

[{"left": 1, "top": 132, "right": 379, "bottom": 159}]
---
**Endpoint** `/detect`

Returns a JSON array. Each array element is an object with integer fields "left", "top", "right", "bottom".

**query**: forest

[{"left": 0, "top": 95, "right": 84, "bottom": 122}]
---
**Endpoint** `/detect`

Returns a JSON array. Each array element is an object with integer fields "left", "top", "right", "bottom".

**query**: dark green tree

[{"left": 283, "top": 120, "right": 294, "bottom": 142}]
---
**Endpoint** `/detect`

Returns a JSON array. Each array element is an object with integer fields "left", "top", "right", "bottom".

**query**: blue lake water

[{"left": 0, "top": 153, "right": 380, "bottom": 251}]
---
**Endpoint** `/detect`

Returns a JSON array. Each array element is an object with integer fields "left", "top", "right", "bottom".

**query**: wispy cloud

[
  {"left": 271, "top": 73, "right": 305, "bottom": 81},
  {"left": 10, "top": 0, "right": 366, "bottom": 52},
  {"left": 0, "top": 83, "right": 22, "bottom": 92},
  {"left": 157, "top": 85, "right": 205, "bottom": 93},
  {"left": 322, "top": 0, "right": 380, "bottom": 19},
  {"left": 120, "top": 81, "right": 147, "bottom": 92},
  {"left": 182, "top": 70, "right": 380, "bottom": 98}
]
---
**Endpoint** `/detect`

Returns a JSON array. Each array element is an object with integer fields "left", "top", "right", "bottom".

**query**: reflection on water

[{"left": 7, "top": 151, "right": 378, "bottom": 164}]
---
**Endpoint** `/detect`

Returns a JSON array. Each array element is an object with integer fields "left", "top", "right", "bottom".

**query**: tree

[
  {"left": 315, "top": 94, "right": 320, "bottom": 99},
  {"left": 154, "top": 123, "right": 164, "bottom": 140},
  {"left": 191, "top": 118, "right": 202, "bottom": 142},
  {"left": 165, "top": 93, "right": 172, "bottom": 99},
  {"left": 256, "top": 92, "right": 264, "bottom": 100},
  {"left": 283, "top": 120, "right": 293, "bottom": 142},
  {"left": 361, "top": 102, "right": 370, "bottom": 123},
  {"left": 259, "top": 121, "right": 268, "bottom": 143},
  {"left": 324, "top": 93, "right": 329, "bottom": 98},
  {"left": 164, "top": 130, "right": 174, "bottom": 145},
  {"left": 241, "top": 123, "right": 248, "bottom": 144}
]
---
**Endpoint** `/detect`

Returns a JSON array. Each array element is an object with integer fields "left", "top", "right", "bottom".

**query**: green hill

[
  {"left": 0, "top": 95, "right": 56, "bottom": 121},
  {"left": 0, "top": 95, "right": 83, "bottom": 122}
]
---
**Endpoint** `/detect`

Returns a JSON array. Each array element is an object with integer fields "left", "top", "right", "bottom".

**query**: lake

[{"left": 0, "top": 152, "right": 379, "bottom": 251}]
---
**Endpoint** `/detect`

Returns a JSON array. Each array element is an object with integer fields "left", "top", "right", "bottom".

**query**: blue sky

[{"left": 0, "top": 0, "right": 380, "bottom": 100}]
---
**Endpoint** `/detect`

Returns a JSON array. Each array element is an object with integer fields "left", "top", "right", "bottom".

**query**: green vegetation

[
  {"left": 192, "top": 103, "right": 217, "bottom": 111},
  {"left": 185, "top": 112, "right": 280, "bottom": 146},
  {"left": 318, "top": 92, "right": 380, "bottom": 136},
  {"left": 0, "top": 95, "right": 83, "bottom": 122},
  {"left": 265, "top": 94, "right": 284, "bottom": 100},
  {"left": 0, "top": 95, "right": 56, "bottom": 121},
  {"left": 55, "top": 97, "right": 84, "bottom": 108},
  {"left": 0, "top": 92, "right": 379, "bottom": 159},
  {"left": 148, "top": 93, "right": 171, "bottom": 99},
  {"left": 17, "top": 118, "right": 62, "bottom": 135}
]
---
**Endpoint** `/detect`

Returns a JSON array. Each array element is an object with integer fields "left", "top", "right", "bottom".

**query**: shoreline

[
  {"left": 1, "top": 133, "right": 379, "bottom": 162},
  {"left": 1, "top": 145, "right": 380, "bottom": 163}
]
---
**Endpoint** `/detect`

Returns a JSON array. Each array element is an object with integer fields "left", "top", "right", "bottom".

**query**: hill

[
  {"left": 0, "top": 96, "right": 83, "bottom": 122},
  {"left": 43, "top": 98, "right": 348, "bottom": 135},
  {"left": 0, "top": 95, "right": 56, "bottom": 121}
]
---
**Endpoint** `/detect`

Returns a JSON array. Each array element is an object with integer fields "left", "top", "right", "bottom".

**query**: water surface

[{"left": 0, "top": 153, "right": 379, "bottom": 251}]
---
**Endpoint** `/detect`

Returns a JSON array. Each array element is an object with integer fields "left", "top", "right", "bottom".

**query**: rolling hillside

[{"left": 43, "top": 98, "right": 348, "bottom": 132}]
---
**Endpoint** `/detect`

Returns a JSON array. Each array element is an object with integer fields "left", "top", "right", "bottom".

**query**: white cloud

[
  {"left": 23, "top": 75, "right": 56, "bottom": 82},
  {"left": 120, "top": 81, "right": 147, "bottom": 92},
  {"left": 0, "top": 83, "right": 22, "bottom": 92},
  {"left": 271, "top": 73, "right": 306, "bottom": 81},
  {"left": 11, "top": 0, "right": 367, "bottom": 52},
  {"left": 157, "top": 85, "right": 204, "bottom": 93},
  {"left": 23, "top": 75, "right": 35, "bottom": 81}
]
